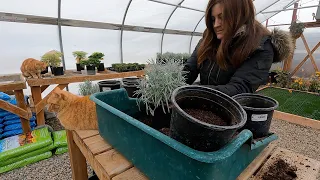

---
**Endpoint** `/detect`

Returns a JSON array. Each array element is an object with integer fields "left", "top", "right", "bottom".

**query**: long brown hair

[{"left": 197, "top": 0, "right": 270, "bottom": 69}]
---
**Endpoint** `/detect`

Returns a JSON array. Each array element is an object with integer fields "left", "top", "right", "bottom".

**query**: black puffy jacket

[{"left": 184, "top": 28, "right": 294, "bottom": 97}]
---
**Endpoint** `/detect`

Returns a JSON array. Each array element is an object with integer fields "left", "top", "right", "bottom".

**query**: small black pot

[
  {"left": 170, "top": 85, "right": 247, "bottom": 152},
  {"left": 86, "top": 65, "right": 96, "bottom": 75},
  {"left": 76, "top": 63, "right": 84, "bottom": 71},
  {"left": 97, "top": 80, "right": 121, "bottom": 92},
  {"left": 123, "top": 82, "right": 140, "bottom": 98},
  {"left": 52, "top": 67, "right": 64, "bottom": 76},
  {"left": 98, "top": 63, "right": 105, "bottom": 72},
  {"left": 41, "top": 66, "right": 48, "bottom": 74},
  {"left": 232, "top": 93, "right": 279, "bottom": 138}
]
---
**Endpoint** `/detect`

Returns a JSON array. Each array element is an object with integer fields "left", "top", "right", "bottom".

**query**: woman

[{"left": 184, "top": 0, "right": 294, "bottom": 96}]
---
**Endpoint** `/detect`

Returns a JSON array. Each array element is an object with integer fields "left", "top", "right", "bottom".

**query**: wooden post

[
  {"left": 14, "top": 90, "right": 31, "bottom": 133},
  {"left": 301, "top": 34, "right": 319, "bottom": 72},
  {"left": 31, "top": 86, "right": 45, "bottom": 126},
  {"left": 67, "top": 130, "right": 88, "bottom": 180}
]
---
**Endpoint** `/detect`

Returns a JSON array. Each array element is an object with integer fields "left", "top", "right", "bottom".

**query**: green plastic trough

[{"left": 90, "top": 88, "right": 278, "bottom": 180}]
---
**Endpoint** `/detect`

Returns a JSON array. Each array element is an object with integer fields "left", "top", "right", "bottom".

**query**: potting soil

[
  {"left": 0, "top": 127, "right": 52, "bottom": 162},
  {"left": 183, "top": 108, "right": 228, "bottom": 126},
  {"left": 55, "top": 146, "right": 68, "bottom": 155},
  {"left": 262, "top": 159, "right": 297, "bottom": 180},
  {"left": 0, "top": 151, "right": 52, "bottom": 173},
  {"left": 52, "top": 130, "right": 67, "bottom": 148}
]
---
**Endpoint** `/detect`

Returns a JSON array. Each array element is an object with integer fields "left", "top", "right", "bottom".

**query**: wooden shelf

[
  {"left": 0, "top": 73, "right": 26, "bottom": 92},
  {"left": 26, "top": 70, "right": 144, "bottom": 86}
]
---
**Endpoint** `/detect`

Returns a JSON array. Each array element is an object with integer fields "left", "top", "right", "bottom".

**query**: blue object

[
  {"left": 0, "top": 124, "right": 3, "bottom": 128},
  {"left": 3, "top": 118, "right": 36, "bottom": 126},
  {"left": 0, "top": 111, "right": 12, "bottom": 118},
  {"left": 90, "top": 89, "right": 278, "bottom": 180},
  {"left": 0, "top": 118, "right": 3, "bottom": 124},
  {"left": 3, "top": 114, "right": 19, "bottom": 121},
  {"left": 1, "top": 127, "right": 36, "bottom": 139},
  {"left": 4, "top": 121, "right": 36, "bottom": 132},
  {"left": 0, "top": 128, "right": 2, "bottom": 134},
  {"left": 0, "top": 92, "right": 11, "bottom": 101}
]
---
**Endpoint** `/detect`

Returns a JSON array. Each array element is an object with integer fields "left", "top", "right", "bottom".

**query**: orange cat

[
  {"left": 20, "top": 58, "right": 47, "bottom": 79},
  {"left": 47, "top": 88, "right": 98, "bottom": 130}
]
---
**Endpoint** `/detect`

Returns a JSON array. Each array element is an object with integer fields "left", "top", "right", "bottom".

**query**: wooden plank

[
  {"left": 66, "top": 130, "right": 88, "bottom": 180},
  {"left": 237, "top": 144, "right": 276, "bottom": 180},
  {"left": 291, "top": 42, "right": 320, "bottom": 76},
  {"left": 27, "top": 70, "right": 144, "bottom": 86},
  {"left": 0, "top": 73, "right": 26, "bottom": 92},
  {"left": 72, "top": 131, "right": 111, "bottom": 180},
  {"left": 95, "top": 149, "right": 133, "bottom": 178},
  {"left": 34, "top": 84, "right": 68, "bottom": 114},
  {"left": 0, "top": 99, "right": 32, "bottom": 120},
  {"left": 14, "top": 90, "right": 31, "bottom": 133},
  {"left": 300, "top": 34, "right": 319, "bottom": 72},
  {"left": 31, "top": 86, "right": 45, "bottom": 125},
  {"left": 254, "top": 147, "right": 320, "bottom": 180},
  {"left": 76, "top": 130, "right": 99, "bottom": 140},
  {"left": 83, "top": 135, "right": 112, "bottom": 155},
  {"left": 274, "top": 111, "right": 320, "bottom": 129},
  {"left": 41, "top": 85, "right": 49, "bottom": 93},
  {"left": 112, "top": 167, "right": 148, "bottom": 180}
]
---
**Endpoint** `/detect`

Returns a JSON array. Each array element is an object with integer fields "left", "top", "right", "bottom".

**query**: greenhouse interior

[{"left": 0, "top": 0, "right": 319, "bottom": 179}]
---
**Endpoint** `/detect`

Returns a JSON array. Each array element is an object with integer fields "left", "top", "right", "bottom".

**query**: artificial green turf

[{"left": 257, "top": 87, "right": 320, "bottom": 120}]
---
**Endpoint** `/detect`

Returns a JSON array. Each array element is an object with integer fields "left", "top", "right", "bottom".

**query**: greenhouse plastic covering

[{"left": 0, "top": 0, "right": 317, "bottom": 95}]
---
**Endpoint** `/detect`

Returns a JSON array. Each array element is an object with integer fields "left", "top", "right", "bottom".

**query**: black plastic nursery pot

[
  {"left": 86, "top": 65, "right": 96, "bottom": 75},
  {"left": 123, "top": 82, "right": 139, "bottom": 98},
  {"left": 97, "top": 63, "right": 105, "bottom": 72},
  {"left": 170, "top": 85, "right": 247, "bottom": 152},
  {"left": 76, "top": 63, "right": 84, "bottom": 71},
  {"left": 232, "top": 93, "right": 279, "bottom": 138},
  {"left": 122, "top": 77, "right": 140, "bottom": 84},
  {"left": 52, "top": 67, "right": 64, "bottom": 76},
  {"left": 41, "top": 66, "right": 48, "bottom": 74},
  {"left": 97, "top": 80, "right": 121, "bottom": 92}
]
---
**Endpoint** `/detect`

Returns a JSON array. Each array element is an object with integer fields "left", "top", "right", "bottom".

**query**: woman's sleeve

[
  {"left": 204, "top": 39, "right": 274, "bottom": 97},
  {"left": 183, "top": 39, "right": 202, "bottom": 85}
]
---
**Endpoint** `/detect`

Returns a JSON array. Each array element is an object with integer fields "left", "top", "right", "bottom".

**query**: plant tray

[{"left": 90, "top": 88, "right": 278, "bottom": 180}]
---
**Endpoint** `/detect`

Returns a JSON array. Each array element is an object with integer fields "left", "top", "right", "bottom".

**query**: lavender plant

[{"left": 134, "top": 58, "right": 188, "bottom": 116}]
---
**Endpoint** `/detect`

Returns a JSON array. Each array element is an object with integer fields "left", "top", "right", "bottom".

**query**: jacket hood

[
  {"left": 234, "top": 26, "right": 294, "bottom": 63},
  {"left": 269, "top": 28, "right": 294, "bottom": 63}
]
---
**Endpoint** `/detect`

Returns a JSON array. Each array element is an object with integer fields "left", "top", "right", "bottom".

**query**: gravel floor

[{"left": 0, "top": 118, "right": 319, "bottom": 180}]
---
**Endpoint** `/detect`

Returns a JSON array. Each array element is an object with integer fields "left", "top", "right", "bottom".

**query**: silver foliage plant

[
  {"left": 78, "top": 80, "right": 100, "bottom": 96},
  {"left": 134, "top": 58, "right": 188, "bottom": 116}
]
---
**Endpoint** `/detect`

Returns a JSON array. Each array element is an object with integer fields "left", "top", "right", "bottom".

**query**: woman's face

[{"left": 211, "top": 3, "right": 224, "bottom": 40}]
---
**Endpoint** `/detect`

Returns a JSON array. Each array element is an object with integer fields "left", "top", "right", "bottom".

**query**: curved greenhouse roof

[{"left": 1, "top": 0, "right": 319, "bottom": 94}]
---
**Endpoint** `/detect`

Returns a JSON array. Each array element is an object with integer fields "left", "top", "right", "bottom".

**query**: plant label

[{"left": 251, "top": 114, "right": 268, "bottom": 121}]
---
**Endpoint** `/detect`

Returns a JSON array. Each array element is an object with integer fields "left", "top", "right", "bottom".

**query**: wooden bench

[{"left": 67, "top": 130, "right": 148, "bottom": 180}]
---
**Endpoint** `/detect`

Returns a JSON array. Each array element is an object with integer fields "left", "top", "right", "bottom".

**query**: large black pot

[
  {"left": 123, "top": 81, "right": 140, "bottom": 98},
  {"left": 97, "top": 80, "right": 121, "bottom": 92},
  {"left": 170, "top": 85, "right": 247, "bottom": 152},
  {"left": 232, "top": 93, "right": 279, "bottom": 138},
  {"left": 52, "top": 67, "right": 64, "bottom": 76},
  {"left": 86, "top": 65, "right": 96, "bottom": 75},
  {"left": 122, "top": 77, "right": 140, "bottom": 84}
]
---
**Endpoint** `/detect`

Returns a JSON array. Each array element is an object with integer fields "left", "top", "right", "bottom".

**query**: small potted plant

[
  {"left": 80, "top": 57, "right": 101, "bottom": 75},
  {"left": 78, "top": 80, "right": 100, "bottom": 96},
  {"left": 134, "top": 58, "right": 187, "bottom": 129},
  {"left": 289, "top": 21, "right": 305, "bottom": 39},
  {"left": 72, "top": 51, "right": 87, "bottom": 71},
  {"left": 88, "top": 52, "right": 105, "bottom": 72},
  {"left": 41, "top": 50, "right": 64, "bottom": 76}
]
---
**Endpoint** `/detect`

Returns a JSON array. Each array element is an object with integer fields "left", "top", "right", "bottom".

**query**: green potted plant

[
  {"left": 78, "top": 80, "right": 100, "bottom": 96},
  {"left": 72, "top": 51, "right": 87, "bottom": 71},
  {"left": 134, "top": 58, "right": 187, "bottom": 129},
  {"left": 88, "top": 52, "right": 105, "bottom": 72},
  {"left": 41, "top": 50, "right": 64, "bottom": 76},
  {"left": 289, "top": 21, "right": 305, "bottom": 39},
  {"left": 80, "top": 57, "right": 100, "bottom": 75}
]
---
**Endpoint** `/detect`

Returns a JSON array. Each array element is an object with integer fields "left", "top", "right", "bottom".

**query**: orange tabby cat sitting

[
  {"left": 21, "top": 58, "right": 47, "bottom": 79},
  {"left": 47, "top": 88, "right": 98, "bottom": 130}
]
